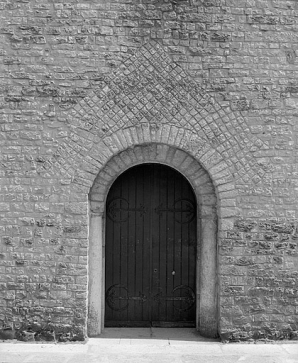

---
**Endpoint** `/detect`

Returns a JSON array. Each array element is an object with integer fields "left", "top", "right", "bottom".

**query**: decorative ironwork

[
  {"left": 107, "top": 197, "right": 147, "bottom": 222},
  {"left": 106, "top": 284, "right": 147, "bottom": 311},
  {"left": 153, "top": 285, "right": 195, "bottom": 312},
  {"left": 155, "top": 199, "right": 195, "bottom": 224},
  {"left": 106, "top": 284, "right": 195, "bottom": 312}
]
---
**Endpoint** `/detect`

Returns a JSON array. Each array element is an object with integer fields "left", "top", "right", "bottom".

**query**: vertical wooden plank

[
  {"left": 151, "top": 165, "right": 163, "bottom": 322},
  {"left": 133, "top": 166, "right": 141, "bottom": 322},
  {"left": 142, "top": 165, "right": 151, "bottom": 324},
  {"left": 150, "top": 164, "right": 157, "bottom": 322},
  {"left": 173, "top": 169, "right": 182, "bottom": 321},
  {"left": 105, "top": 197, "right": 113, "bottom": 323},
  {"left": 119, "top": 175, "right": 126, "bottom": 322},
  {"left": 189, "top": 182, "right": 197, "bottom": 323},
  {"left": 125, "top": 170, "right": 134, "bottom": 322},
  {"left": 166, "top": 165, "right": 175, "bottom": 322},
  {"left": 157, "top": 164, "right": 167, "bottom": 322}
]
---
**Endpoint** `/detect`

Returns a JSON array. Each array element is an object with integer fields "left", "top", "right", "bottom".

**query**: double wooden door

[{"left": 105, "top": 164, "right": 197, "bottom": 327}]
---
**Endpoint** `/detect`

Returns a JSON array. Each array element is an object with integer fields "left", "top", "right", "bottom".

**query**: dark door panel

[{"left": 105, "top": 164, "right": 197, "bottom": 327}]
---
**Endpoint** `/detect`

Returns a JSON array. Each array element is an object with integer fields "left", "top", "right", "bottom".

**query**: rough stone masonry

[{"left": 0, "top": 0, "right": 298, "bottom": 342}]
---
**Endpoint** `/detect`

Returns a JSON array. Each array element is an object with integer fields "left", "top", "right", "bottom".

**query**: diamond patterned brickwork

[{"left": 60, "top": 41, "right": 268, "bottom": 190}]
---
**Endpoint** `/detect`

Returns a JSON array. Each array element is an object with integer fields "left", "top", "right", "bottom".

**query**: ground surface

[{"left": 0, "top": 328, "right": 297, "bottom": 363}]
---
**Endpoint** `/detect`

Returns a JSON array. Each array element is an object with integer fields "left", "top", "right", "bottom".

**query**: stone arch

[
  {"left": 83, "top": 123, "right": 239, "bottom": 220},
  {"left": 88, "top": 142, "right": 226, "bottom": 338}
]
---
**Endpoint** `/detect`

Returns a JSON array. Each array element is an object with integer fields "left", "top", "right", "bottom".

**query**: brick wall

[{"left": 0, "top": 0, "right": 298, "bottom": 342}]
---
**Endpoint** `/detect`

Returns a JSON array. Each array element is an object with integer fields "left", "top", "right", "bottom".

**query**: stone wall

[{"left": 0, "top": 0, "right": 298, "bottom": 342}]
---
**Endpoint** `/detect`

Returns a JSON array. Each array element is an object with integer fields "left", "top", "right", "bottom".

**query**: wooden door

[{"left": 105, "top": 164, "right": 197, "bottom": 327}]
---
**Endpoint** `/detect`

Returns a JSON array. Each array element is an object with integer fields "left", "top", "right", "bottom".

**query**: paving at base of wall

[{"left": 0, "top": 329, "right": 297, "bottom": 363}]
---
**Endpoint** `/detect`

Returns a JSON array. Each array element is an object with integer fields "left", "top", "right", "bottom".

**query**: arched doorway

[
  {"left": 105, "top": 164, "right": 197, "bottom": 327},
  {"left": 88, "top": 143, "right": 219, "bottom": 338}
]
